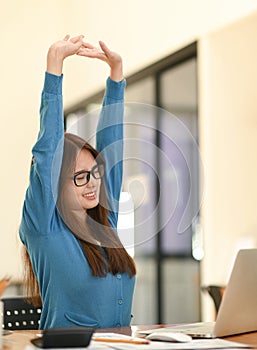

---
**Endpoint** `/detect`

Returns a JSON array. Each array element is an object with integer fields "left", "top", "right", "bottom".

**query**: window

[{"left": 65, "top": 42, "right": 202, "bottom": 324}]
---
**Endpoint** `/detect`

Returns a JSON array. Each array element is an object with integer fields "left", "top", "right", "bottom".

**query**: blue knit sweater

[{"left": 19, "top": 72, "right": 135, "bottom": 330}]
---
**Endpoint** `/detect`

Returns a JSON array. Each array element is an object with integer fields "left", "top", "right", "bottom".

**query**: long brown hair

[{"left": 24, "top": 133, "right": 136, "bottom": 305}]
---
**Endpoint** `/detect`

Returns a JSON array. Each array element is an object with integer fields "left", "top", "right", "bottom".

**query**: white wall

[
  {"left": 1, "top": 0, "right": 257, "bottom": 299},
  {"left": 198, "top": 11, "right": 257, "bottom": 319}
]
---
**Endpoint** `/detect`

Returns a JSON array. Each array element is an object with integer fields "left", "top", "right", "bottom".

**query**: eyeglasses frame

[{"left": 73, "top": 163, "right": 105, "bottom": 187}]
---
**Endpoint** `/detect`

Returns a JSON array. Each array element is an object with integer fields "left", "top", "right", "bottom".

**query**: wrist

[
  {"left": 110, "top": 61, "right": 123, "bottom": 82},
  {"left": 46, "top": 48, "right": 64, "bottom": 76}
]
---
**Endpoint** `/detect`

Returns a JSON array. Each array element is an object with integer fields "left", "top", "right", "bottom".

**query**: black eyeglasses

[{"left": 73, "top": 164, "right": 105, "bottom": 187}]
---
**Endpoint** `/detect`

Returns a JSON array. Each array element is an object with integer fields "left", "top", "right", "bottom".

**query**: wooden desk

[{"left": 3, "top": 326, "right": 257, "bottom": 350}]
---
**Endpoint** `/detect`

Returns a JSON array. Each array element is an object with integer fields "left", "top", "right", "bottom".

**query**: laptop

[{"left": 140, "top": 248, "right": 257, "bottom": 338}]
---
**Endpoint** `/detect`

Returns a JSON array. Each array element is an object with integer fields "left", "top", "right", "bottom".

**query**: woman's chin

[{"left": 82, "top": 198, "right": 99, "bottom": 210}]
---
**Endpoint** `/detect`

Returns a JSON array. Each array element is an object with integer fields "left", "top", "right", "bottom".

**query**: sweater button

[
  {"left": 118, "top": 299, "right": 123, "bottom": 305},
  {"left": 117, "top": 274, "right": 122, "bottom": 279}
]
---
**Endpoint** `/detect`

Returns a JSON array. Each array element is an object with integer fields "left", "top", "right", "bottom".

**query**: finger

[
  {"left": 99, "top": 41, "right": 111, "bottom": 55},
  {"left": 77, "top": 49, "right": 107, "bottom": 60},
  {"left": 70, "top": 35, "right": 84, "bottom": 43},
  {"left": 76, "top": 49, "right": 98, "bottom": 57},
  {"left": 80, "top": 42, "right": 95, "bottom": 49},
  {"left": 63, "top": 34, "right": 70, "bottom": 41}
]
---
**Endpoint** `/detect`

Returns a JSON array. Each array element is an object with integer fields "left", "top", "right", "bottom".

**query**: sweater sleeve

[
  {"left": 96, "top": 77, "right": 126, "bottom": 229},
  {"left": 20, "top": 72, "right": 64, "bottom": 240}
]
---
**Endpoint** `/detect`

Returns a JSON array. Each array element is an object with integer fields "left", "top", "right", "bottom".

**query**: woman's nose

[{"left": 86, "top": 174, "right": 97, "bottom": 186}]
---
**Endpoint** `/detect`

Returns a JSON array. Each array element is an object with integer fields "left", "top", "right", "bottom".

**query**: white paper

[
  {"left": 97, "top": 338, "right": 250, "bottom": 350},
  {"left": 24, "top": 333, "right": 251, "bottom": 350}
]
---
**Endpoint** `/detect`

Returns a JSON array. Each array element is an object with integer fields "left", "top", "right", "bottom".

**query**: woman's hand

[
  {"left": 77, "top": 40, "right": 123, "bottom": 82},
  {"left": 47, "top": 34, "right": 84, "bottom": 76}
]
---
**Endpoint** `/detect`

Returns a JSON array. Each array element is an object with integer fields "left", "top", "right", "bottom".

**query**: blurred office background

[{"left": 1, "top": 0, "right": 257, "bottom": 324}]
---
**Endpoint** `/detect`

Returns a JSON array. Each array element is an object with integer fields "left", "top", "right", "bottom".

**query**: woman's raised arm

[{"left": 77, "top": 41, "right": 126, "bottom": 228}]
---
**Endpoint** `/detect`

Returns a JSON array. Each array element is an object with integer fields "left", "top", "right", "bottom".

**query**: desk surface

[{"left": 3, "top": 325, "right": 257, "bottom": 350}]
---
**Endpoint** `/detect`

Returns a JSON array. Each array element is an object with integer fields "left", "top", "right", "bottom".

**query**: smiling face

[{"left": 74, "top": 149, "right": 102, "bottom": 210}]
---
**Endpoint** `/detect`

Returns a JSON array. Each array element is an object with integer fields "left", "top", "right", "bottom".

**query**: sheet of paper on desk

[
  {"left": 25, "top": 335, "right": 251, "bottom": 350},
  {"left": 103, "top": 338, "right": 250, "bottom": 350},
  {"left": 91, "top": 332, "right": 172, "bottom": 348}
]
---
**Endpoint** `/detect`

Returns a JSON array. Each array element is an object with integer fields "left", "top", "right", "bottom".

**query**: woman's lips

[{"left": 83, "top": 191, "right": 97, "bottom": 200}]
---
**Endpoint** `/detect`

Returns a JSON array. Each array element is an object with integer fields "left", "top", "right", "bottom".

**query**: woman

[{"left": 19, "top": 35, "right": 136, "bottom": 330}]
